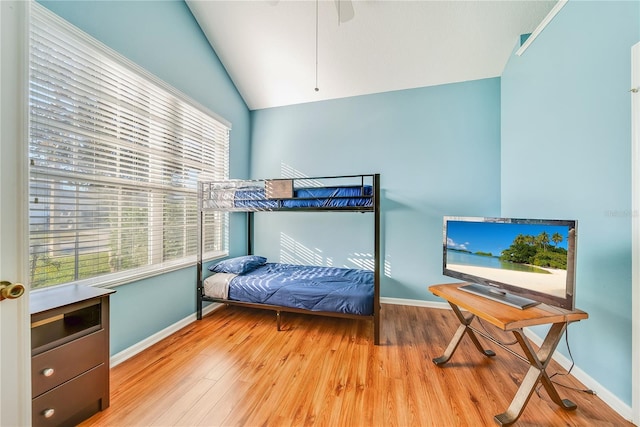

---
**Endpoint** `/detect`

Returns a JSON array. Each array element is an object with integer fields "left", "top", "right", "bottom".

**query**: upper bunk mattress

[
  {"left": 223, "top": 263, "right": 374, "bottom": 315},
  {"left": 233, "top": 185, "right": 373, "bottom": 209}
]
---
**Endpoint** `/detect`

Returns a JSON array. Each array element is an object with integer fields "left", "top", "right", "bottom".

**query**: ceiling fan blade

[{"left": 333, "top": 0, "right": 354, "bottom": 23}]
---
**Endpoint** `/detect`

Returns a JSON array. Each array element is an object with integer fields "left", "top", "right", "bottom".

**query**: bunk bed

[{"left": 196, "top": 174, "right": 381, "bottom": 345}]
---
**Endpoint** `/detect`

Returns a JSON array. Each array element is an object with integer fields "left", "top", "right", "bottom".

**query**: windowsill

[{"left": 30, "top": 251, "right": 227, "bottom": 292}]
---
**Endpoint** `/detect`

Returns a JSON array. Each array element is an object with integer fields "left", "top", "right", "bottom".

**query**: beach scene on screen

[{"left": 446, "top": 221, "right": 570, "bottom": 297}]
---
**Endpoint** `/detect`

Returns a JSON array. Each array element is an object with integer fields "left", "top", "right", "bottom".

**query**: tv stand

[
  {"left": 459, "top": 283, "right": 540, "bottom": 309},
  {"left": 429, "top": 283, "right": 588, "bottom": 426}
]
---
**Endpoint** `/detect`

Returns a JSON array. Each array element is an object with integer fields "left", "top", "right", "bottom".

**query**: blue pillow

[{"left": 208, "top": 255, "right": 267, "bottom": 274}]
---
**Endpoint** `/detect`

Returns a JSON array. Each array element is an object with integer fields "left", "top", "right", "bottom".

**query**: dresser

[{"left": 30, "top": 285, "right": 115, "bottom": 427}]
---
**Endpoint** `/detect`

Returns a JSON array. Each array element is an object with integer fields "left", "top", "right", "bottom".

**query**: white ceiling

[{"left": 186, "top": 0, "right": 557, "bottom": 110}]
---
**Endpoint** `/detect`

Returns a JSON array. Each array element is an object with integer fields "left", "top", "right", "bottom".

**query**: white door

[
  {"left": 0, "top": 1, "right": 31, "bottom": 426},
  {"left": 632, "top": 41, "right": 640, "bottom": 427}
]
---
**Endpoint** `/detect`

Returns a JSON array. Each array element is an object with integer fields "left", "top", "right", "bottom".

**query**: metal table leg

[
  {"left": 494, "top": 322, "right": 576, "bottom": 426},
  {"left": 433, "top": 302, "right": 496, "bottom": 365}
]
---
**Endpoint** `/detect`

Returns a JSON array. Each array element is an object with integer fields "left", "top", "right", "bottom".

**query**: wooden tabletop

[
  {"left": 30, "top": 285, "right": 116, "bottom": 315},
  {"left": 429, "top": 283, "right": 588, "bottom": 331}
]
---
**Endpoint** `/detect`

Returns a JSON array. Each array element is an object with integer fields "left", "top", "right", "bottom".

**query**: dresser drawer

[
  {"left": 32, "top": 363, "right": 108, "bottom": 427},
  {"left": 32, "top": 329, "right": 106, "bottom": 398}
]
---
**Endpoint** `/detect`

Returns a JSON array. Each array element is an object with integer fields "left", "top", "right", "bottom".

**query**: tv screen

[{"left": 443, "top": 216, "right": 577, "bottom": 310}]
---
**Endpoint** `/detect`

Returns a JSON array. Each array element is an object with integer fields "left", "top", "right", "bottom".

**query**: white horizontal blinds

[{"left": 29, "top": 4, "right": 229, "bottom": 289}]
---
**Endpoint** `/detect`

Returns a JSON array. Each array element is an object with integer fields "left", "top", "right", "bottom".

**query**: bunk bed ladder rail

[
  {"left": 373, "top": 173, "right": 381, "bottom": 345},
  {"left": 196, "top": 182, "right": 204, "bottom": 320}
]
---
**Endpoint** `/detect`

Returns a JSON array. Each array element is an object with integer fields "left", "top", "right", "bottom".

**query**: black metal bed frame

[{"left": 196, "top": 174, "right": 381, "bottom": 345}]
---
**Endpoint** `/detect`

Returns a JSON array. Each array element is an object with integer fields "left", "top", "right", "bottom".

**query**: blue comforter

[
  {"left": 233, "top": 185, "right": 373, "bottom": 209},
  {"left": 228, "top": 263, "right": 374, "bottom": 315}
]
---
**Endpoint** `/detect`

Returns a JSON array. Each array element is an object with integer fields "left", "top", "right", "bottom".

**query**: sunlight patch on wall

[
  {"left": 280, "top": 163, "right": 323, "bottom": 187},
  {"left": 279, "top": 233, "right": 333, "bottom": 266},
  {"left": 279, "top": 232, "right": 376, "bottom": 272},
  {"left": 384, "top": 255, "right": 392, "bottom": 278},
  {"left": 347, "top": 253, "right": 374, "bottom": 271}
]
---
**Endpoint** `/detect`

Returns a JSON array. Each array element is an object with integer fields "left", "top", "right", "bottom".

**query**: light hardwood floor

[{"left": 80, "top": 304, "right": 632, "bottom": 427}]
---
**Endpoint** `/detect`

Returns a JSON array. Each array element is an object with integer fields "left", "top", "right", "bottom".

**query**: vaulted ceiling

[{"left": 186, "top": 0, "right": 557, "bottom": 110}]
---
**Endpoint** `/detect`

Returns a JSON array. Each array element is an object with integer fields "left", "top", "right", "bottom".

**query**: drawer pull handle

[
  {"left": 43, "top": 408, "right": 55, "bottom": 418},
  {"left": 42, "top": 368, "right": 54, "bottom": 377}
]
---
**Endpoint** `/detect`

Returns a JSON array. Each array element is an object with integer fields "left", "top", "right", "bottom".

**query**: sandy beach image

[{"left": 449, "top": 263, "right": 567, "bottom": 297}]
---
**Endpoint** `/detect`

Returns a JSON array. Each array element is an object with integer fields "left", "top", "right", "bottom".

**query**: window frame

[{"left": 28, "top": 2, "right": 230, "bottom": 291}]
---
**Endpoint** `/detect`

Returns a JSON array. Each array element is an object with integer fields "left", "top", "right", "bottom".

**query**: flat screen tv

[{"left": 442, "top": 216, "right": 577, "bottom": 310}]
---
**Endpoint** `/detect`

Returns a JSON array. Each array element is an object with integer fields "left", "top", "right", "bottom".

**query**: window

[{"left": 29, "top": 3, "right": 229, "bottom": 290}]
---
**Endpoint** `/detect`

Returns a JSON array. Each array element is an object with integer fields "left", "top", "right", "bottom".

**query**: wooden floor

[{"left": 81, "top": 304, "right": 631, "bottom": 427}]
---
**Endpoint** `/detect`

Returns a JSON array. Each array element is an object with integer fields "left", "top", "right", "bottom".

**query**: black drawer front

[
  {"left": 32, "top": 330, "right": 106, "bottom": 398},
  {"left": 32, "top": 363, "right": 108, "bottom": 427}
]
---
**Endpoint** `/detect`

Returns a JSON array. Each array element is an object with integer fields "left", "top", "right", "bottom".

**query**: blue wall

[
  {"left": 35, "top": 0, "right": 640, "bottom": 412},
  {"left": 501, "top": 0, "right": 639, "bottom": 405},
  {"left": 250, "top": 79, "right": 501, "bottom": 301},
  {"left": 38, "top": 0, "right": 251, "bottom": 354}
]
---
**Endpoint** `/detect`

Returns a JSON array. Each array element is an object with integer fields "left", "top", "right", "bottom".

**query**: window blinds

[{"left": 29, "top": 3, "right": 229, "bottom": 289}]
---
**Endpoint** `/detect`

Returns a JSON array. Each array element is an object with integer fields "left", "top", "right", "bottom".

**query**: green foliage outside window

[{"left": 30, "top": 252, "right": 112, "bottom": 288}]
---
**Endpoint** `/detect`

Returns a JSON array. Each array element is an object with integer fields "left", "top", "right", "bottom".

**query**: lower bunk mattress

[{"left": 203, "top": 263, "right": 374, "bottom": 316}]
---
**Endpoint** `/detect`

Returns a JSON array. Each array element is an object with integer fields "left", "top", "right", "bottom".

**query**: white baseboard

[
  {"left": 523, "top": 329, "right": 633, "bottom": 421},
  {"left": 109, "top": 303, "right": 222, "bottom": 368},
  {"left": 387, "top": 296, "right": 633, "bottom": 423},
  {"left": 381, "top": 296, "right": 449, "bottom": 309}
]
